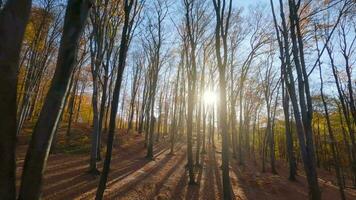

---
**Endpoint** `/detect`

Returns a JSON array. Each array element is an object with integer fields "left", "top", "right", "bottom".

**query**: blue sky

[{"left": 238, "top": 0, "right": 261, "bottom": 7}]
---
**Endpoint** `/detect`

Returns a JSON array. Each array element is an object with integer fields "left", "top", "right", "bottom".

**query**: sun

[{"left": 202, "top": 90, "right": 218, "bottom": 105}]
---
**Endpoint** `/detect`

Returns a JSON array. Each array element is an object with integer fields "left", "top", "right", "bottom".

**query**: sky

[
  {"left": 29, "top": 0, "right": 354, "bottom": 100},
  {"left": 238, "top": 0, "right": 261, "bottom": 7}
]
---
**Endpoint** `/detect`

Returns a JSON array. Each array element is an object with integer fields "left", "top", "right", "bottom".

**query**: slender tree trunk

[
  {"left": 95, "top": 1, "right": 138, "bottom": 198},
  {"left": 270, "top": 93, "right": 279, "bottom": 174},
  {"left": 238, "top": 87, "right": 244, "bottom": 165},
  {"left": 288, "top": 0, "right": 320, "bottom": 198},
  {"left": 96, "top": 76, "right": 108, "bottom": 161},
  {"left": 19, "top": 1, "right": 91, "bottom": 199},
  {"left": 201, "top": 104, "right": 207, "bottom": 154},
  {"left": 195, "top": 70, "right": 204, "bottom": 166},
  {"left": 283, "top": 84, "right": 296, "bottom": 180},
  {"left": 319, "top": 75, "right": 345, "bottom": 200},
  {"left": 186, "top": 80, "right": 196, "bottom": 183},
  {"left": 146, "top": 104, "right": 155, "bottom": 159},
  {"left": 316, "top": 34, "right": 345, "bottom": 199},
  {"left": 170, "top": 66, "right": 180, "bottom": 154},
  {"left": 327, "top": 44, "right": 356, "bottom": 187},
  {"left": 89, "top": 77, "right": 100, "bottom": 173},
  {"left": 195, "top": 97, "right": 202, "bottom": 166},
  {"left": 75, "top": 82, "right": 86, "bottom": 123},
  {"left": 212, "top": 0, "right": 233, "bottom": 198},
  {"left": 66, "top": 73, "right": 79, "bottom": 143}
]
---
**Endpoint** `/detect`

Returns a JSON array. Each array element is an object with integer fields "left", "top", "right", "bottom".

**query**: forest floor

[{"left": 15, "top": 124, "right": 356, "bottom": 200}]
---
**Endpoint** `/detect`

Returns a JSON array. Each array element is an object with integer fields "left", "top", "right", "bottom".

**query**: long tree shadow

[
  {"left": 42, "top": 141, "right": 153, "bottom": 193},
  {"left": 229, "top": 153, "right": 267, "bottom": 200},
  {"left": 202, "top": 146, "right": 217, "bottom": 200},
  {"left": 207, "top": 144, "right": 237, "bottom": 200},
  {"left": 44, "top": 154, "right": 150, "bottom": 199},
  {"left": 105, "top": 141, "right": 173, "bottom": 189},
  {"left": 43, "top": 158, "right": 148, "bottom": 199},
  {"left": 106, "top": 142, "right": 185, "bottom": 199},
  {"left": 212, "top": 146, "right": 224, "bottom": 199},
  {"left": 42, "top": 140, "right": 170, "bottom": 199},
  {"left": 108, "top": 149, "right": 179, "bottom": 199},
  {"left": 170, "top": 144, "right": 220, "bottom": 200},
  {"left": 185, "top": 163, "right": 203, "bottom": 200},
  {"left": 16, "top": 138, "right": 147, "bottom": 187},
  {"left": 150, "top": 151, "right": 187, "bottom": 199},
  {"left": 171, "top": 166, "right": 188, "bottom": 199}
]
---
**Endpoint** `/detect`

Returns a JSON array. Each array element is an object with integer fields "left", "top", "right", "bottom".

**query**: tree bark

[
  {"left": 0, "top": 1, "right": 32, "bottom": 199},
  {"left": 18, "top": 1, "right": 91, "bottom": 199},
  {"left": 95, "top": 0, "right": 139, "bottom": 198},
  {"left": 212, "top": 0, "right": 233, "bottom": 198}
]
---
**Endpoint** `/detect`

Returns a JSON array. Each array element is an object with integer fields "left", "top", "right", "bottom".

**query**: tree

[
  {"left": 258, "top": 47, "right": 280, "bottom": 174},
  {"left": 278, "top": 0, "right": 321, "bottom": 198},
  {"left": 17, "top": 2, "right": 61, "bottom": 134},
  {"left": 127, "top": 51, "right": 144, "bottom": 131},
  {"left": 18, "top": 1, "right": 92, "bottom": 199},
  {"left": 95, "top": 0, "right": 142, "bottom": 198},
  {"left": 212, "top": 0, "right": 233, "bottom": 199},
  {"left": 169, "top": 52, "right": 183, "bottom": 154},
  {"left": 66, "top": 41, "right": 89, "bottom": 143},
  {"left": 0, "top": 0, "right": 32, "bottom": 199},
  {"left": 181, "top": 0, "right": 209, "bottom": 183},
  {"left": 88, "top": 0, "right": 122, "bottom": 169},
  {"left": 143, "top": 0, "right": 168, "bottom": 159},
  {"left": 316, "top": 27, "right": 345, "bottom": 199}
]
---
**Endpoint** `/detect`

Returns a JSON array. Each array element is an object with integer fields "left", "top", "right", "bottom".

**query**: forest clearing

[{"left": 1, "top": 0, "right": 356, "bottom": 199}]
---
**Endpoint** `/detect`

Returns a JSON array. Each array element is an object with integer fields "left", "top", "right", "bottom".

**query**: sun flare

[{"left": 202, "top": 90, "right": 218, "bottom": 105}]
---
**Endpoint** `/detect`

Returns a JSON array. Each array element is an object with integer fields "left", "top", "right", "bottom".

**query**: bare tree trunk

[
  {"left": 316, "top": 32, "right": 345, "bottom": 199},
  {"left": 146, "top": 102, "right": 155, "bottom": 159},
  {"left": 195, "top": 63, "right": 205, "bottom": 166},
  {"left": 283, "top": 84, "right": 296, "bottom": 180},
  {"left": 270, "top": 91, "right": 279, "bottom": 174},
  {"left": 212, "top": 0, "right": 233, "bottom": 198},
  {"left": 144, "top": 0, "right": 166, "bottom": 158},
  {"left": 97, "top": 75, "right": 108, "bottom": 160},
  {"left": 75, "top": 82, "right": 86, "bottom": 123},
  {"left": 89, "top": 74, "right": 100, "bottom": 173},
  {"left": 287, "top": 0, "right": 320, "bottom": 198},
  {"left": 155, "top": 91, "right": 163, "bottom": 142},
  {"left": 183, "top": 0, "right": 208, "bottom": 184},
  {"left": 0, "top": 1, "right": 31, "bottom": 199},
  {"left": 18, "top": 1, "right": 91, "bottom": 199},
  {"left": 138, "top": 78, "right": 148, "bottom": 133},
  {"left": 327, "top": 41, "right": 356, "bottom": 187},
  {"left": 186, "top": 76, "right": 196, "bottom": 183},
  {"left": 95, "top": 0, "right": 140, "bottom": 198},
  {"left": 66, "top": 72, "right": 80, "bottom": 143},
  {"left": 169, "top": 78, "right": 178, "bottom": 154},
  {"left": 201, "top": 102, "right": 207, "bottom": 154},
  {"left": 128, "top": 55, "right": 142, "bottom": 131},
  {"left": 319, "top": 69, "right": 346, "bottom": 200}
]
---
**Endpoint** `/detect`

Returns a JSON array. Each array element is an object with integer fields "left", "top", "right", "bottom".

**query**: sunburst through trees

[{"left": 0, "top": 0, "right": 356, "bottom": 199}]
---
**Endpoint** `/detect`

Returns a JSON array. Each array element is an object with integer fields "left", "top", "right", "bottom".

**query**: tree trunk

[
  {"left": 96, "top": 75, "right": 108, "bottom": 161},
  {"left": 89, "top": 76, "right": 100, "bottom": 173},
  {"left": 0, "top": 1, "right": 32, "bottom": 199},
  {"left": 288, "top": 0, "right": 320, "bottom": 198},
  {"left": 95, "top": 0, "right": 138, "bottom": 198},
  {"left": 282, "top": 84, "right": 296, "bottom": 180},
  {"left": 317, "top": 35, "right": 345, "bottom": 199},
  {"left": 66, "top": 73, "right": 79, "bottom": 144},
  {"left": 212, "top": 0, "right": 233, "bottom": 198},
  {"left": 18, "top": 1, "right": 91, "bottom": 199}
]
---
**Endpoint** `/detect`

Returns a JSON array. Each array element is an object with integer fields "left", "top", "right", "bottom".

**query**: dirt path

[{"left": 16, "top": 135, "right": 356, "bottom": 200}]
